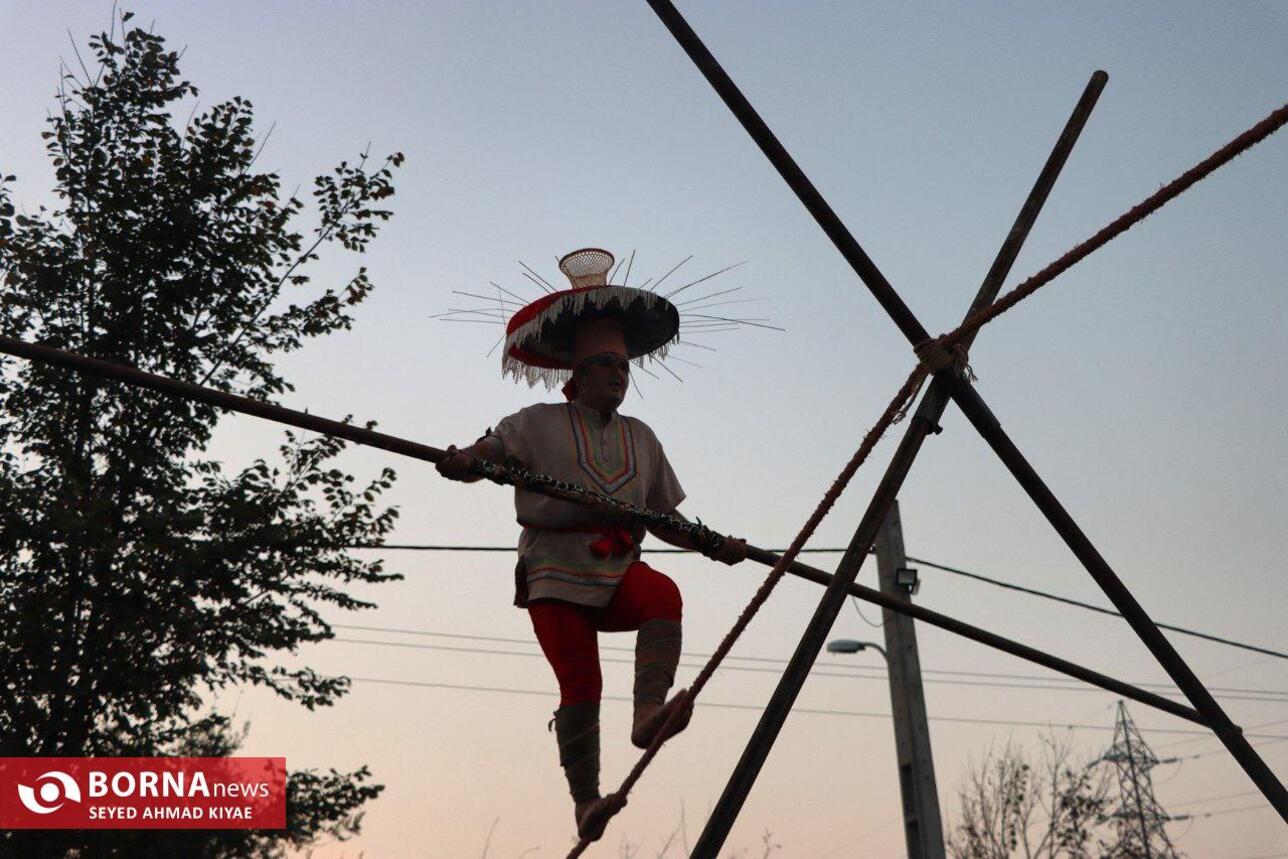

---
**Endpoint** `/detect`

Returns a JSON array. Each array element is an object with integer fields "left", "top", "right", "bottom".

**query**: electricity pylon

[{"left": 1100, "top": 700, "right": 1180, "bottom": 858}]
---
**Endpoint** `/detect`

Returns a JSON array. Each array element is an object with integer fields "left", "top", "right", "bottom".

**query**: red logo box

[{"left": 0, "top": 757, "right": 285, "bottom": 829}]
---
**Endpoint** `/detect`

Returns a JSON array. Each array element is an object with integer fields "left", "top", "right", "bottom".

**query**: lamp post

[
  {"left": 825, "top": 632, "right": 945, "bottom": 859},
  {"left": 826, "top": 505, "right": 945, "bottom": 859}
]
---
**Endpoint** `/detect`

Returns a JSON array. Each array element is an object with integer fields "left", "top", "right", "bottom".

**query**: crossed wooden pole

[{"left": 639, "top": 0, "right": 1287, "bottom": 853}]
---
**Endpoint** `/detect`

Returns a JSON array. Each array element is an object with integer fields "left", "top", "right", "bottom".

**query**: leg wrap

[
  {"left": 634, "top": 619, "right": 683, "bottom": 708},
  {"left": 553, "top": 701, "right": 600, "bottom": 804}
]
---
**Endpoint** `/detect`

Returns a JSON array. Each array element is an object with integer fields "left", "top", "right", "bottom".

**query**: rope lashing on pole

[
  {"left": 901, "top": 338, "right": 975, "bottom": 421},
  {"left": 565, "top": 99, "right": 1288, "bottom": 855},
  {"left": 911, "top": 338, "right": 964, "bottom": 375}
]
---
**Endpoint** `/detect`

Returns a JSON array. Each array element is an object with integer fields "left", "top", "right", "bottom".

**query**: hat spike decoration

[{"left": 434, "top": 248, "right": 778, "bottom": 390}]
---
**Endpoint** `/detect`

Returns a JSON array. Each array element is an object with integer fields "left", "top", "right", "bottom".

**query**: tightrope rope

[{"left": 566, "top": 99, "right": 1288, "bottom": 856}]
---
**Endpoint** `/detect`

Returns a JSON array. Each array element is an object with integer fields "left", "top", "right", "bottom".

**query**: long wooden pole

[
  {"left": 0, "top": 334, "right": 725, "bottom": 550},
  {"left": 0, "top": 333, "right": 1201, "bottom": 726}
]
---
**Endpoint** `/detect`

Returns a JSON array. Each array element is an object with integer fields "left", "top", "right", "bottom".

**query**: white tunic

[{"left": 481, "top": 401, "right": 686, "bottom": 607}]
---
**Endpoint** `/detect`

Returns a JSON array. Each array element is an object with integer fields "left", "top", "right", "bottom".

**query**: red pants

[{"left": 528, "top": 561, "right": 682, "bottom": 705}]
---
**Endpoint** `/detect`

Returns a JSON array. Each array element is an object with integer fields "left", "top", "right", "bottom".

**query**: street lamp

[{"left": 825, "top": 638, "right": 888, "bottom": 661}]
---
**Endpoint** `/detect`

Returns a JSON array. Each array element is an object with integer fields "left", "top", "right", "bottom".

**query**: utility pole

[{"left": 874, "top": 499, "right": 945, "bottom": 859}]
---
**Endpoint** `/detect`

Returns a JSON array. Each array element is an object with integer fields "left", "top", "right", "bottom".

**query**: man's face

[{"left": 575, "top": 353, "right": 630, "bottom": 411}]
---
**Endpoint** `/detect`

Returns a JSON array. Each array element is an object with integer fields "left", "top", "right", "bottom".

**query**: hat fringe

[
  {"left": 502, "top": 286, "right": 678, "bottom": 389},
  {"left": 503, "top": 341, "right": 677, "bottom": 390}
]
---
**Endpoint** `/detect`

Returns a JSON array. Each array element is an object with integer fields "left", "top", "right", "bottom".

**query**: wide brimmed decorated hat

[
  {"left": 501, "top": 248, "right": 679, "bottom": 388},
  {"left": 435, "top": 247, "right": 776, "bottom": 390}
]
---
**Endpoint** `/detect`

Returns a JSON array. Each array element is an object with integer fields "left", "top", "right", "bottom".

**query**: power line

[
  {"left": 1168, "top": 789, "right": 1261, "bottom": 808},
  {"left": 905, "top": 555, "right": 1288, "bottom": 662},
  {"left": 850, "top": 594, "right": 885, "bottom": 628},
  {"left": 1154, "top": 718, "right": 1288, "bottom": 751},
  {"left": 347, "top": 544, "right": 1288, "bottom": 662},
  {"left": 1174, "top": 802, "right": 1275, "bottom": 820},
  {"left": 1176, "top": 737, "right": 1288, "bottom": 762},
  {"left": 339, "top": 675, "right": 1271, "bottom": 737},
  {"left": 325, "top": 634, "right": 1288, "bottom": 704},
  {"left": 327, "top": 624, "right": 1288, "bottom": 702}
]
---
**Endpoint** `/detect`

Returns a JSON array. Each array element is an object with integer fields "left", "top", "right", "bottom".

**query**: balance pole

[{"left": 0, "top": 334, "right": 1201, "bottom": 726}]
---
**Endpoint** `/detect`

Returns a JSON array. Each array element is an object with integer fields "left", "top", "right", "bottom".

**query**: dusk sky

[{"left": 3, "top": 2, "right": 1287, "bottom": 857}]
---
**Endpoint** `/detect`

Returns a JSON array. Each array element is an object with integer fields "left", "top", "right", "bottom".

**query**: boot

[
  {"left": 630, "top": 619, "right": 691, "bottom": 749},
  {"left": 553, "top": 701, "right": 600, "bottom": 804},
  {"left": 552, "top": 702, "right": 618, "bottom": 841}
]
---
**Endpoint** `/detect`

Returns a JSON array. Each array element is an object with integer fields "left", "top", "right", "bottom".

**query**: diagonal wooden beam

[{"left": 642, "top": 0, "right": 1288, "bottom": 843}]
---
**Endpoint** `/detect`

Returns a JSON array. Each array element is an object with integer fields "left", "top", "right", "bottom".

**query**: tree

[
  {"left": 0, "top": 10, "right": 403, "bottom": 855},
  {"left": 948, "top": 733, "right": 1116, "bottom": 859}
]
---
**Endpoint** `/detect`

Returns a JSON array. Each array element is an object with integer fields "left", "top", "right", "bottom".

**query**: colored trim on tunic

[{"left": 567, "top": 403, "right": 637, "bottom": 494}]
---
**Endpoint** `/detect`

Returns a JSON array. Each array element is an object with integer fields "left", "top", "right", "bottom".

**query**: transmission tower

[{"left": 1100, "top": 700, "right": 1181, "bottom": 858}]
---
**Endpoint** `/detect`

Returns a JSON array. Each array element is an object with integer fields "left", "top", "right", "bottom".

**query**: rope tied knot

[
  {"left": 892, "top": 337, "right": 978, "bottom": 426},
  {"left": 913, "top": 336, "right": 975, "bottom": 381}
]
